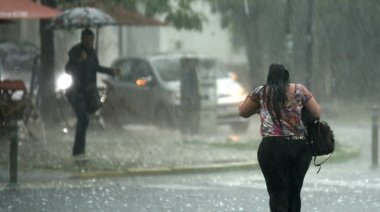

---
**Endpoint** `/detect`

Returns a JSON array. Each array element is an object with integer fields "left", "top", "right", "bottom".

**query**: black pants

[
  {"left": 67, "top": 91, "right": 90, "bottom": 156},
  {"left": 257, "top": 137, "right": 312, "bottom": 212}
]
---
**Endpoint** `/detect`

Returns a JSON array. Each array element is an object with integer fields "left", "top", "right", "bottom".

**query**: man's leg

[
  {"left": 72, "top": 108, "right": 89, "bottom": 155},
  {"left": 67, "top": 92, "right": 89, "bottom": 156}
]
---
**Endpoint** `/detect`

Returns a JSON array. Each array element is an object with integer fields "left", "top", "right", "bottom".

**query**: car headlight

[
  {"left": 232, "top": 87, "right": 247, "bottom": 99},
  {"left": 56, "top": 73, "right": 72, "bottom": 91},
  {"left": 227, "top": 85, "right": 247, "bottom": 99}
]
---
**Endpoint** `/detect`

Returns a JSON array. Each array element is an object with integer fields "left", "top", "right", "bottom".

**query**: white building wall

[
  {"left": 124, "top": 1, "right": 247, "bottom": 65},
  {"left": 157, "top": 1, "right": 246, "bottom": 65},
  {"left": 119, "top": 26, "right": 161, "bottom": 57}
]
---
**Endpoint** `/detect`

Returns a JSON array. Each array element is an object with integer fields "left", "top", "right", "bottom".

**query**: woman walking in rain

[{"left": 238, "top": 64, "right": 321, "bottom": 212}]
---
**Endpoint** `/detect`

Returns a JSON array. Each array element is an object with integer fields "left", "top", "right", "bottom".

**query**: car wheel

[{"left": 230, "top": 122, "right": 250, "bottom": 134}]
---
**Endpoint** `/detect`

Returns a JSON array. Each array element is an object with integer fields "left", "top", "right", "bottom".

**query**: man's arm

[
  {"left": 98, "top": 66, "right": 120, "bottom": 76},
  {"left": 98, "top": 66, "right": 114, "bottom": 75}
]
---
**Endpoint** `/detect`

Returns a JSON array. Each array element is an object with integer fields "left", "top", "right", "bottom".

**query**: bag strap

[
  {"left": 313, "top": 119, "right": 333, "bottom": 173},
  {"left": 314, "top": 153, "right": 333, "bottom": 174}
]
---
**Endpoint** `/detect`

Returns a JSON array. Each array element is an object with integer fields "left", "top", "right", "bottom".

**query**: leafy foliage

[{"left": 165, "top": 9, "right": 206, "bottom": 31}]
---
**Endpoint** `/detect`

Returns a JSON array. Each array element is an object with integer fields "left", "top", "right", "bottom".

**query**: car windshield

[
  {"left": 150, "top": 58, "right": 181, "bottom": 82},
  {"left": 198, "top": 59, "right": 229, "bottom": 80},
  {"left": 150, "top": 57, "right": 228, "bottom": 82}
]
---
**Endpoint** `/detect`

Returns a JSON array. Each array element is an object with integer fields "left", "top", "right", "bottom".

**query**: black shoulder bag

[{"left": 301, "top": 107, "right": 335, "bottom": 173}]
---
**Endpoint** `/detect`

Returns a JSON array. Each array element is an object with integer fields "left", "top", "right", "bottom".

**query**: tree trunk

[
  {"left": 284, "top": 0, "right": 294, "bottom": 70},
  {"left": 236, "top": 7, "right": 265, "bottom": 88},
  {"left": 39, "top": 0, "right": 58, "bottom": 124},
  {"left": 304, "top": 0, "right": 314, "bottom": 89}
]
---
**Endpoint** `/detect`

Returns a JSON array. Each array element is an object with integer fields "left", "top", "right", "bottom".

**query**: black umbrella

[{"left": 48, "top": 7, "right": 116, "bottom": 29}]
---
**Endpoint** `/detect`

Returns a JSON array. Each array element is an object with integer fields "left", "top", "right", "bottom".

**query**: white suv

[{"left": 101, "top": 54, "right": 250, "bottom": 133}]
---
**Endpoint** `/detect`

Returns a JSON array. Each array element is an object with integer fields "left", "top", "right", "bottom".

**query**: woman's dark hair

[{"left": 263, "top": 63, "right": 289, "bottom": 125}]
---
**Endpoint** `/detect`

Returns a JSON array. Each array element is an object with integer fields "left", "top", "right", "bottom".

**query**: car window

[
  {"left": 198, "top": 60, "right": 228, "bottom": 79},
  {"left": 116, "top": 60, "right": 133, "bottom": 81},
  {"left": 150, "top": 57, "right": 228, "bottom": 82},
  {"left": 133, "top": 60, "right": 152, "bottom": 78},
  {"left": 150, "top": 58, "right": 181, "bottom": 82},
  {"left": 123, "top": 60, "right": 153, "bottom": 84}
]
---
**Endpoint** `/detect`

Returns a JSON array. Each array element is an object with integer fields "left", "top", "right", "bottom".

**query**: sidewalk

[
  {"left": 0, "top": 118, "right": 261, "bottom": 182},
  {"left": 0, "top": 114, "right": 368, "bottom": 184}
]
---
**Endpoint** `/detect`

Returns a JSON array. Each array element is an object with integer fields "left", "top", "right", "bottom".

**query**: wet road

[
  {"left": 0, "top": 164, "right": 379, "bottom": 212},
  {"left": 0, "top": 114, "right": 378, "bottom": 211}
]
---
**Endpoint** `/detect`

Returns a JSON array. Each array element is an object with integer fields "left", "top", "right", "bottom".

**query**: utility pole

[
  {"left": 39, "top": 0, "right": 58, "bottom": 124},
  {"left": 284, "top": 0, "right": 293, "bottom": 70},
  {"left": 305, "top": 0, "right": 314, "bottom": 89}
]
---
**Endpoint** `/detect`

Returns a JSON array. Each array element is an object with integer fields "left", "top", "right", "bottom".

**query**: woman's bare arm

[
  {"left": 239, "top": 96, "right": 260, "bottom": 118},
  {"left": 304, "top": 97, "right": 321, "bottom": 119}
]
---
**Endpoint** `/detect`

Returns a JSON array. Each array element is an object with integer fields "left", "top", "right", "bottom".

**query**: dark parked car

[{"left": 101, "top": 53, "right": 250, "bottom": 133}]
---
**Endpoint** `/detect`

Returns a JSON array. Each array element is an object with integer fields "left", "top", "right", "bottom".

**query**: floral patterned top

[{"left": 250, "top": 84, "right": 313, "bottom": 138}]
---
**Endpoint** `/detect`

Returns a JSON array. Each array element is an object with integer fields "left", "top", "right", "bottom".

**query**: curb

[{"left": 70, "top": 160, "right": 260, "bottom": 179}]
